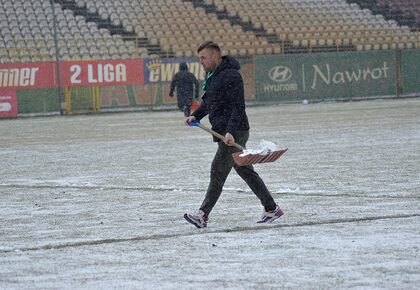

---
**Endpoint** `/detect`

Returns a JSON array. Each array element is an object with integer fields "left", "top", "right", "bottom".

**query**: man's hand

[
  {"left": 184, "top": 115, "right": 196, "bottom": 126},
  {"left": 224, "top": 132, "right": 235, "bottom": 146}
]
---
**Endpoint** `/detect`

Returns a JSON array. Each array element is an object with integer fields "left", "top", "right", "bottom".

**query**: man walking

[
  {"left": 169, "top": 62, "right": 199, "bottom": 117},
  {"left": 183, "top": 41, "right": 283, "bottom": 228}
]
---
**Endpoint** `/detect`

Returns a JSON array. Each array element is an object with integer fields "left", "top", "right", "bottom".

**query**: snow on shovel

[{"left": 188, "top": 121, "right": 287, "bottom": 166}]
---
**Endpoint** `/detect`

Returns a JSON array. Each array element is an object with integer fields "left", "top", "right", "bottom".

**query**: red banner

[
  {"left": 0, "top": 59, "right": 144, "bottom": 90},
  {"left": 0, "top": 89, "right": 17, "bottom": 118},
  {"left": 0, "top": 62, "right": 56, "bottom": 89},
  {"left": 60, "top": 59, "right": 144, "bottom": 87}
]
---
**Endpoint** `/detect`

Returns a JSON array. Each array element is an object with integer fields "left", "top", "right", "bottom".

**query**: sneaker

[
  {"left": 184, "top": 210, "right": 208, "bottom": 228},
  {"left": 257, "top": 205, "right": 284, "bottom": 224}
]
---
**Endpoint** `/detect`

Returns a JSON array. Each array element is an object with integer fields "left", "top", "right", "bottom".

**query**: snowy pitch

[{"left": 0, "top": 98, "right": 419, "bottom": 289}]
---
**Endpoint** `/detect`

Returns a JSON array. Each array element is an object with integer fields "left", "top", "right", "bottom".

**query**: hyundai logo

[{"left": 268, "top": 66, "right": 292, "bottom": 83}]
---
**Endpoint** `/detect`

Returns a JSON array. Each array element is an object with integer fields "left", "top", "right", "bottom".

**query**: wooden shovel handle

[{"left": 197, "top": 123, "right": 245, "bottom": 151}]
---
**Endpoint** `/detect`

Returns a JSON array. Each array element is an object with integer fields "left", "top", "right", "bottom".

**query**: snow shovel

[{"left": 188, "top": 121, "right": 287, "bottom": 166}]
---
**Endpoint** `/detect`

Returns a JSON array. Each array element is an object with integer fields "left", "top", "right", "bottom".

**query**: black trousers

[
  {"left": 177, "top": 97, "right": 192, "bottom": 117},
  {"left": 179, "top": 105, "right": 191, "bottom": 117},
  {"left": 199, "top": 130, "right": 277, "bottom": 217}
]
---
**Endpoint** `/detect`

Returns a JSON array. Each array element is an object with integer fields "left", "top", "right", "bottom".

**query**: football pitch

[{"left": 1, "top": 98, "right": 419, "bottom": 289}]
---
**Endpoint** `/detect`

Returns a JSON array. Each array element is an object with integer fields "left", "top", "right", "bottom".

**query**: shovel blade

[{"left": 232, "top": 148, "right": 288, "bottom": 166}]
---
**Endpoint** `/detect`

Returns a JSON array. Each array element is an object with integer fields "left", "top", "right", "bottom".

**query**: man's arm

[
  {"left": 190, "top": 96, "right": 208, "bottom": 120},
  {"left": 225, "top": 71, "right": 246, "bottom": 135},
  {"left": 194, "top": 75, "right": 200, "bottom": 99}
]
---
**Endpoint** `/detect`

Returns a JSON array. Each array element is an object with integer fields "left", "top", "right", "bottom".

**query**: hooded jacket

[
  {"left": 192, "top": 55, "right": 250, "bottom": 138},
  {"left": 169, "top": 63, "right": 199, "bottom": 106}
]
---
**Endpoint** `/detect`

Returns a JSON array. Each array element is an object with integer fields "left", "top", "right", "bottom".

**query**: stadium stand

[
  {"left": 73, "top": 0, "right": 280, "bottom": 57},
  {"left": 350, "top": 0, "right": 420, "bottom": 28},
  {"left": 204, "top": 0, "right": 419, "bottom": 52},
  {"left": 0, "top": 0, "right": 148, "bottom": 63},
  {"left": 0, "top": 0, "right": 419, "bottom": 63}
]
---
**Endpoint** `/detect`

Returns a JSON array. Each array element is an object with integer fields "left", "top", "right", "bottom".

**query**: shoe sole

[{"left": 184, "top": 213, "right": 206, "bottom": 228}]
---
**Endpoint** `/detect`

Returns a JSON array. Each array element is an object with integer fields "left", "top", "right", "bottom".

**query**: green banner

[
  {"left": 17, "top": 88, "right": 59, "bottom": 114},
  {"left": 401, "top": 49, "right": 420, "bottom": 94},
  {"left": 256, "top": 50, "right": 397, "bottom": 101}
]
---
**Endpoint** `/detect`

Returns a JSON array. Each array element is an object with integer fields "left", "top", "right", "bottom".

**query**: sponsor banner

[
  {"left": 1, "top": 59, "right": 145, "bottom": 89},
  {"left": 237, "top": 56, "right": 256, "bottom": 101},
  {"left": 0, "top": 89, "right": 18, "bottom": 118},
  {"left": 256, "top": 51, "right": 396, "bottom": 101},
  {"left": 60, "top": 59, "right": 144, "bottom": 87},
  {"left": 143, "top": 56, "right": 255, "bottom": 100},
  {"left": 17, "top": 88, "right": 59, "bottom": 114},
  {"left": 0, "top": 62, "right": 56, "bottom": 89},
  {"left": 144, "top": 57, "right": 205, "bottom": 83},
  {"left": 401, "top": 49, "right": 420, "bottom": 94}
]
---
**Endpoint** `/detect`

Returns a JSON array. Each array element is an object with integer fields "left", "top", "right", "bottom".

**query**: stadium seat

[
  {"left": 1, "top": 0, "right": 419, "bottom": 63},
  {"left": 0, "top": 0, "right": 141, "bottom": 62}
]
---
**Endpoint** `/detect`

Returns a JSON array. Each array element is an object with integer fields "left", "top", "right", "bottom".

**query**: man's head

[
  {"left": 197, "top": 41, "right": 222, "bottom": 72},
  {"left": 179, "top": 62, "right": 188, "bottom": 71}
]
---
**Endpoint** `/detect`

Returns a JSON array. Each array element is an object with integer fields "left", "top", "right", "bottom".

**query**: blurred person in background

[{"left": 169, "top": 62, "right": 199, "bottom": 117}]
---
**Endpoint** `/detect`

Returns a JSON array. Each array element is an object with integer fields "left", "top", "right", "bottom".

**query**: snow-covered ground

[{"left": 1, "top": 98, "right": 419, "bottom": 289}]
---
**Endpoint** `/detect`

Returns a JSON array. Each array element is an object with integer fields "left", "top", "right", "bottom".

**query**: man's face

[{"left": 199, "top": 49, "right": 219, "bottom": 72}]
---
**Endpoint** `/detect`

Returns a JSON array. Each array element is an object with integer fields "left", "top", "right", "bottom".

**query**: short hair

[{"left": 197, "top": 41, "right": 221, "bottom": 54}]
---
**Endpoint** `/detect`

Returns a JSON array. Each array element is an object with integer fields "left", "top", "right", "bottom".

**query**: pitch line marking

[
  {"left": 1, "top": 183, "right": 418, "bottom": 199},
  {"left": 1, "top": 213, "right": 419, "bottom": 254}
]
